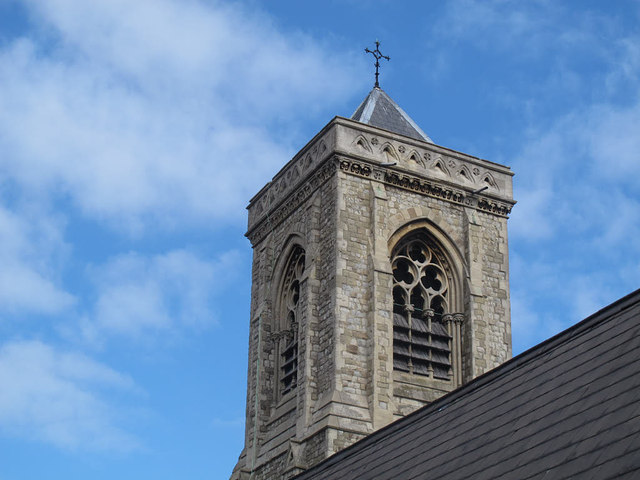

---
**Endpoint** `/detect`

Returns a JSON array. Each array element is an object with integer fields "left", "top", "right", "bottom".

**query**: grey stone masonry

[{"left": 231, "top": 116, "right": 515, "bottom": 479}]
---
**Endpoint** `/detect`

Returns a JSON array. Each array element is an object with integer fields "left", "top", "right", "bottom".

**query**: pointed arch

[
  {"left": 431, "top": 156, "right": 451, "bottom": 177},
  {"left": 482, "top": 171, "right": 499, "bottom": 191},
  {"left": 458, "top": 165, "right": 475, "bottom": 184},
  {"left": 352, "top": 134, "right": 373, "bottom": 153},
  {"left": 388, "top": 220, "right": 465, "bottom": 384},
  {"left": 380, "top": 142, "right": 400, "bottom": 163},
  {"left": 316, "top": 140, "right": 328, "bottom": 158},
  {"left": 407, "top": 149, "right": 426, "bottom": 169},
  {"left": 272, "top": 235, "right": 307, "bottom": 397}
]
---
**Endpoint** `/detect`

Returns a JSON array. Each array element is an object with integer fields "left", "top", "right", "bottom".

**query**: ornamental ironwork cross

[{"left": 365, "top": 40, "right": 390, "bottom": 88}]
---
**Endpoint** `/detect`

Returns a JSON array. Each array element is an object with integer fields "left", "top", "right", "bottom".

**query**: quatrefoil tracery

[{"left": 392, "top": 239, "right": 449, "bottom": 315}]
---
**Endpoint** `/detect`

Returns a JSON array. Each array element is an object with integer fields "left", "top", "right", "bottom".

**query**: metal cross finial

[{"left": 365, "top": 40, "right": 390, "bottom": 88}]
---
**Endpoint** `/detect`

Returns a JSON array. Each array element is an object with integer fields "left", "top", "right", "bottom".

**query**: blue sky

[{"left": 0, "top": 0, "right": 639, "bottom": 478}]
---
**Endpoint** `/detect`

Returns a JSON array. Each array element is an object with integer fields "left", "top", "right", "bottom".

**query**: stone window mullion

[
  {"left": 278, "top": 247, "right": 305, "bottom": 397},
  {"left": 392, "top": 234, "right": 454, "bottom": 381},
  {"left": 406, "top": 305, "right": 414, "bottom": 374}
]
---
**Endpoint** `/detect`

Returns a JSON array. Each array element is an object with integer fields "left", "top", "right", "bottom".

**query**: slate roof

[
  {"left": 351, "top": 87, "right": 433, "bottom": 143},
  {"left": 295, "top": 289, "right": 640, "bottom": 480}
]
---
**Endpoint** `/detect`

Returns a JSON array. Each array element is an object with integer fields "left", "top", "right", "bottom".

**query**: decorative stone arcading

[
  {"left": 248, "top": 129, "right": 335, "bottom": 229},
  {"left": 336, "top": 119, "right": 513, "bottom": 199},
  {"left": 247, "top": 159, "right": 337, "bottom": 246}
]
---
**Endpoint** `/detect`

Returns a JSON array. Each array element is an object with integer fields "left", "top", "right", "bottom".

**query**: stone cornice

[
  {"left": 246, "top": 154, "right": 514, "bottom": 246},
  {"left": 246, "top": 117, "right": 516, "bottom": 246}
]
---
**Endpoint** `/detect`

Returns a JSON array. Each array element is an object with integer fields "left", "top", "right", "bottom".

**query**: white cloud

[
  {"left": 435, "top": 1, "right": 610, "bottom": 58},
  {"left": 0, "top": 340, "right": 139, "bottom": 452},
  {"left": 438, "top": 0, "right": 543, "bottom": 37},
  {"left": 432, "top": 1, "right": 638, "bottom": 108},
  {"left": 0, "top": 203, "right": 75, "bottom": 316},
  {"left": 512, "top": 99, "right": 640, "bottom": 242},
  {"left": 79, "top": 249, "right": 241, "bottom": 344},
  {"left": 434, "top": 0, "right": 566, "bottom": 56},
  {"left": 0, "top": 0, "right": 363, "bottom": 231},
  {"left": 508, "top": 98, "right": 640, "bottom": 351},
  {"left": 510, "top": 293, "right": 561, "bottom": 353},
  {"left": 584, "top": 103, "right": 640, "bottom": 183}
]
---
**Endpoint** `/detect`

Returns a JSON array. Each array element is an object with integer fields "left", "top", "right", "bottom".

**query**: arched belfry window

[
  {"left": 392, "top": 233, "right": 456, "bottom": 380},
  {"left": 278, "top": 246, "right": 305, "bottom": 396}
]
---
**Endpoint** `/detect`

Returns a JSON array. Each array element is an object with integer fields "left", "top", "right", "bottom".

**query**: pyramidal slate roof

[
  {"left": 351, "top": 87, "right": 433, "bottom": 143},
  {"left": 295, "top": 289, "right": 640, "bottom": 480}
]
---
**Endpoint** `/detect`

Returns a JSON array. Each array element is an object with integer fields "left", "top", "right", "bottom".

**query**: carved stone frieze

[
  {"left": 339, "top": 159, "right": 372, "bottom": 177},
  {"left": 477, "top": 197, "right": 512, "bottom": 216},
  {"left": 338, "top": 158, "right": 513, "bottom": 218},
  {"left": 384, "top": 170, "right": 465, "bottom": 204}
]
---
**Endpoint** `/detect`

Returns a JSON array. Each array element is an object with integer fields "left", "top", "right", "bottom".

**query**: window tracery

[
  {"left": 278, "top": 246, "right": 305, "bottom": 396},
  {"left": 392, "top": 234, "right": 453, "bottom": 380}
]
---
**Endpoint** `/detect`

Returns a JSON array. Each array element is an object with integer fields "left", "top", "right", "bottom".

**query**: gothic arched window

[
  {"left": 278, "top": 246, "right": 305, "bottom": 396},
  {"left": 392, "top": 233, "right": 453, "bottom": 380}
]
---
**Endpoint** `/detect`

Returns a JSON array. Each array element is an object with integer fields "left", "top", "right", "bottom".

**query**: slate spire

[{"left": 351, "top": 87, "right": 433, "bottom": 143}]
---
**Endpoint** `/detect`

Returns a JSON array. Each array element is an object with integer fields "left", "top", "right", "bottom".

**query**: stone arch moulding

[
  {"left": 352, "top": 134, "right": 373, "bottom": 154},
  {"left": 387, "top": 218, "right": 466, "bottom": 313},
  {"left": 481, "top": 171, "right": 499, "bottom": 192},
  {"left": 271, "top": 233, "right": 308, "bottom": 308},
  {"left": 431, "top": 155, "right": 451, "bottom": 177},
  {"left": 406, "top": 149, "right": 426, "bottom": 169},
  {"left": 379, "top": 141, "right": 400, "bottom": 163},
  {"left": 387, "top": 207, "right": 465, "bottom": 260},
  {"left": 387, "top": 219, "right": 468, "bottom": 386},
  {"left": 458, "top": 165, "right": 475, "bottom": 185},
  {"left": 270, "top": 234, "right": 307, "bottom": 400}
]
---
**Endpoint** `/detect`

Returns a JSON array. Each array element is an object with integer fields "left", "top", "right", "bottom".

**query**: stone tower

[{"left": 231, "top": 87, "right": 515, "bottom": 479}]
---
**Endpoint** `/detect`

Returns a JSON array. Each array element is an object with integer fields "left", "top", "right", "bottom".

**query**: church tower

[{"left": 231, "top": 86, "right": 515, "bottom": 479}]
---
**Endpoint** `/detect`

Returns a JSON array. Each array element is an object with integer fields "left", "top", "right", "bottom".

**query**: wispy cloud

[
  {"left": 435, "top": 0, "right": 611, "bottom": 59},
  {"left": 0, "top": 1, "right": 363, "bottom": 457},
  {"left": 0, "top": 340, "right": 140, "bottom": 452},
  {"left": 0, "top": 0, "right": 364, "bottom": 231},
  {"left": 429, "top": 1, "right": 640, "bottom": 350},
  {"left": 0, "top": 203, "right": 75, "bottom": 316},
  {"left": 78, "top": 249, "right": 242, "bottom": 345},
  {"left": 509, "top": 81, "right": 640, "bottom": 348},
  {"left": 436, "top": 0, "right": 558, "bottom": 47}
]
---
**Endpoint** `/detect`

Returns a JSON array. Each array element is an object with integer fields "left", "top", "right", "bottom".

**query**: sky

[{"left": 0, "top": 0, "right": 639, "bottom": 478}]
